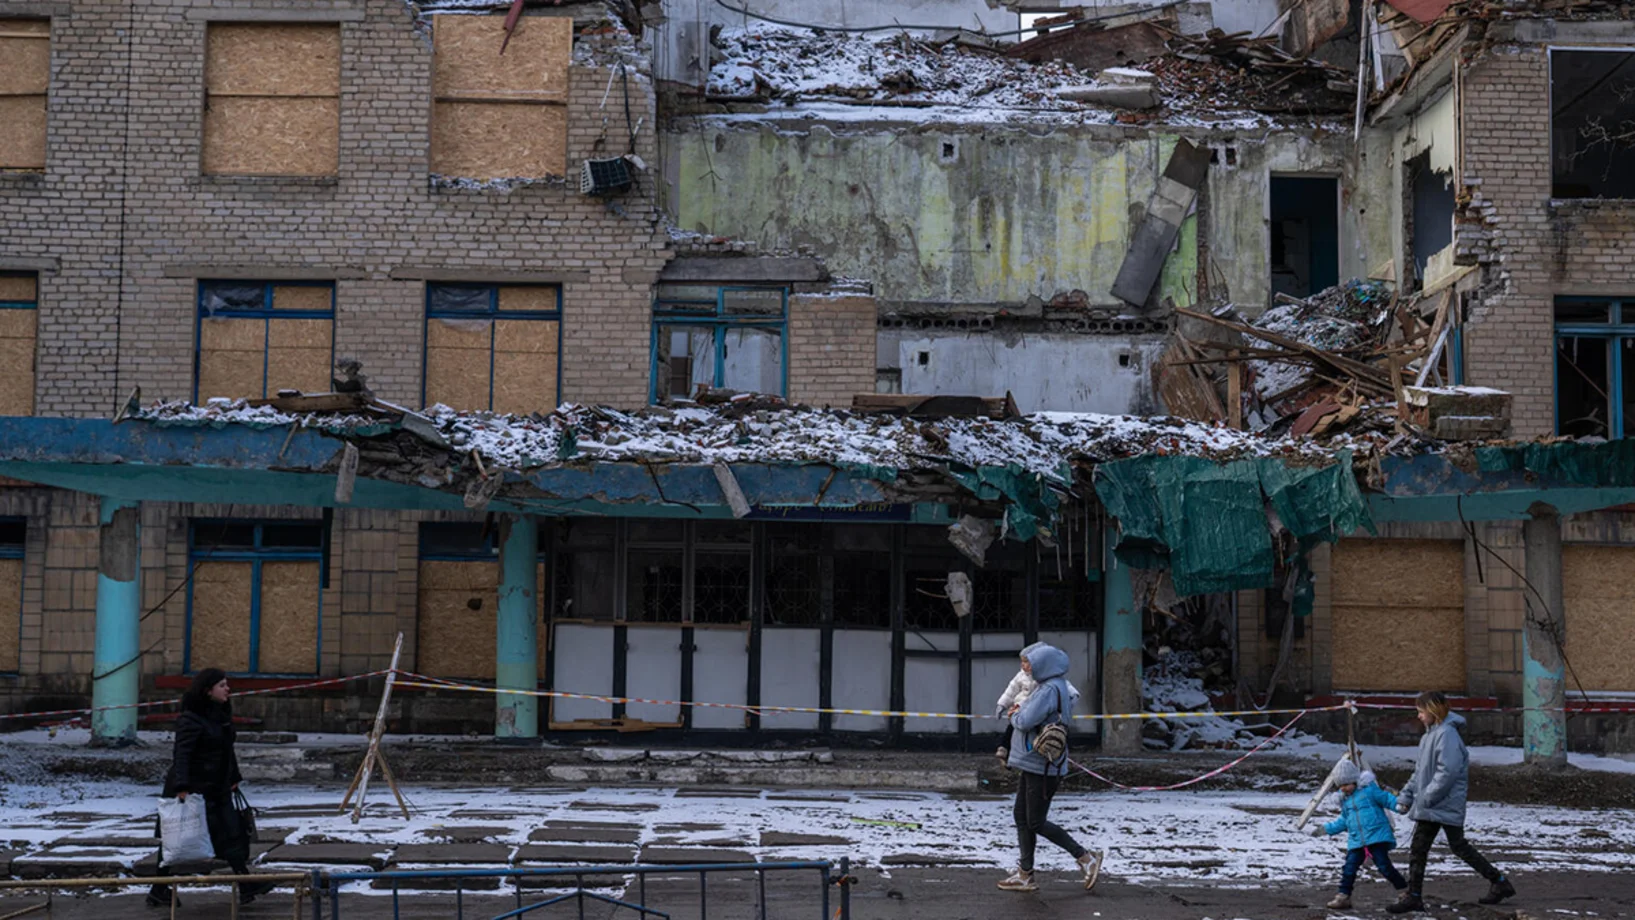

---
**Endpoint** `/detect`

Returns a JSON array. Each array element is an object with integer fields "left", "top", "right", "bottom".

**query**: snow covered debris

[
  {"left": 1143, "top": 651, "right": 1311, "bottom": 752},
  {"left": 134, "top": 398, "right": 1379, "bottom": 479}
]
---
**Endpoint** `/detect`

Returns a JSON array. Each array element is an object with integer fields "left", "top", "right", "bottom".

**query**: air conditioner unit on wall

[{"left": 580, "top": 157, "right": 634, "bottom": 196}]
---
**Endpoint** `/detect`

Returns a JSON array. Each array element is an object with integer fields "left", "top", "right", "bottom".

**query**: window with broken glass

[
  {"left": 424, "top": 283, "right": 562, "bottom": 414},
  {"left": 195, "top": 280, "right": 335, "bottom": 402},
  {"left": 1555, "top": 298, "right": 1635, "bottom": 438},
  {"left": 1551, "top": 50, "right": 1635, "bottom": 200},
  {"left": 652, "top": 285, "right": 787, "bottom": 401}
]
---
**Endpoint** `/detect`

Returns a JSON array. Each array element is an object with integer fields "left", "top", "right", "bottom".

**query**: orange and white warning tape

[{"left": 0, "top": 670, "right": 394, "bottom": 723}]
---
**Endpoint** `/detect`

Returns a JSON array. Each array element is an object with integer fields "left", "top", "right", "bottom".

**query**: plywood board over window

[
  {"left": 1330, "top": 539, "right": 1466, "bottom": 693},
  {"left": 266, "top": 318, "right": 333, "bottom": 395},
  {"left": 258, "top": 561, "right": 319, "bottom": 674},
  {"left": 0, "top": 273, "right": 37, "bottom": 416},
  {"left": 418, "top": 560, "right": 499, "bottom": 679},
  {"left": 203, "top": 23, "right": 340, "bottom": 176},
  {"left": 424, "top": 318, "right": 493, "bottom": 412},
  {"left": 0, "top": 558, "right": 21, "bottom": 673},
  {"left": 197, "top": 317, "right": 267, "bottom": 400},
  {"left": 492, "top": 319, "right": 559, "bottom": 414},
  {"left": 430, "top": 15, "right": 571, "bottom": 179},
  {"left": 1563, "top": 545, "right": 1635, "bottom": 692},
  {"left": 0, "top": 19, "right": 49, "bottom": 170},
  {"left": 190, "top": 562, "right": 254, "bottom": 673}
]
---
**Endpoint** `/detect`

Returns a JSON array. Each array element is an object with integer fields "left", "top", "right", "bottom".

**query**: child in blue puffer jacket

[{"left": 1307, "top": 760, "right": 1408, "bottom": 910}]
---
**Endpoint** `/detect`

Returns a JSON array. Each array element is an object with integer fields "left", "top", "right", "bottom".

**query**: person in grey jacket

[
  {"left": 996, "top": 643, "right": 1104, "bottom": 893},
  {"left": 1386, "top": 691, "right": 1515, "bottom": 913}
]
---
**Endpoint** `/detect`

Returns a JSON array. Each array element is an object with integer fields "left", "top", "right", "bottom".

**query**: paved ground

[
  {"left": 1, "top": 779, "right": 1632, "bottom": 919},
  {"left": 3, "top": 868, "right": 1632, "bottom": 919}
]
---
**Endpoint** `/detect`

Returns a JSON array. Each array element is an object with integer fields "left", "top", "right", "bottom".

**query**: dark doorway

[{"left": 1270, "top": 176, "right": 1340, "bottom": 299}]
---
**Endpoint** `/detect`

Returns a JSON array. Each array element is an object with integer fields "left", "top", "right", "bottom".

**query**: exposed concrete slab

[
  {"left": 637, "top": 847, "right": 754, "bottom": 865},
  {"left": 370, "top": 875, "right": 504, "bottom": 891},
  {"left": 388, "top": 844, "right": 512, "bottom": 866},
  {"left": 653, "top": 824, "right": 724, "bottom": 833},
  {"left": 758, "top": 832, "right": 852, "bottom": 847},
  {"left": 447, "top": 810, "right": 529, "bottom": 820},
  {"left": 581, "top": 748, "right": 646, "bottom": 763},
  {"left": 515, "top": 844, "right": 635, "bottom": 864},
  {"left": 569, "top": 801, "right": 659, "bottom": 813},
  {"left": 259, "top": 844, "right": 392, "bottom": 870},
  {"left": 11, "top": 848, "right": 147, "bottom": 879},
  {"left": 45, "top": 835, "right": 157, "bottom": 848},
  {"left": 648, "top": 837, "right": 751, "bottom": 848},
  {"left": 673, "top": 787, "right": 761, "bottom": 798},
  {"left": 648, "top": 750, "right": 702, "bottom": 763},
  {"left": 415, "top": 826, "right": 514, "bottom": 843},
  {"left": 526, "top": 827, "right": 641, "bottom": 845},
  {"left": 0, "top": 851, "right": 17, "bottom": 878},
  {"left": 881, "top": 852, "right": 990, "bottom": 866}
]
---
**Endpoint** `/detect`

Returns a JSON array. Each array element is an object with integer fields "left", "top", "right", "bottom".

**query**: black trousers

[
  {"left": 1014, "top": 772, "right": 1085, "bottom": 871},
  {"left": 1407, "top": 820, "right": 1501, "bottom": 895}
]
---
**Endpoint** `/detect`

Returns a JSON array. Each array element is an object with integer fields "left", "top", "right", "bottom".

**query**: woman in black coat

[{"left": 147, "top": 668, "right": 271, "bottom": 908}]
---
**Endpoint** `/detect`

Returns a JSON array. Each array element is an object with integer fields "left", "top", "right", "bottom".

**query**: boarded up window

[
  {"left": 0, "top": 272, "right": 38, "bottom": 415},
  {"left": 203, "top": 23, "right": 340, "bottom": 176},
  {"left": 197, "top": 280, "right": 334, "bottom": 400},
  {"left": 1330, "top": 539, "right": 1466, "bottom": 692},
  {"left": 0, "top": 519, "right": 24, "bottom": 674},
  {"left": 188, "top": 520, "right": 323, "bottom": 674},
  {"left": 0, "top": 19, "right": 48, "bottom": 171},
  {"left": 416, "top": 523, "right": 546, "bottom": 680},
  {"left": 1563, "top": 545, "right": 1635, "bottom": 692},
  {"left": 430, "top": 15, "right": 570, "bottom": 179},
  {"left": 424, "top": 284, "right": 560, "bottom": 412}
]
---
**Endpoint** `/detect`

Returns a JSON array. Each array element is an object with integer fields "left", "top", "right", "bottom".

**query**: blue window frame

[
  {"left": 194, "top": 280, "right": 336, "bottom": 402},
  {"left": 1554, "top": 297, "right": 1635, "bottom": 439},
  {"left": 423, "top": 283, "right": 563, "bottom": 413},
  {"left": 0, "top": 517, "right": 23, "bottom": 676},
  {"left": 185, "top": 519, "right": 324, "bottom": 676},
  {"left": 651, "top": 285, "right": 788, "bottom": 402},
  {"left": 0, "top": 271, "right": 38, "bottom": 416}
]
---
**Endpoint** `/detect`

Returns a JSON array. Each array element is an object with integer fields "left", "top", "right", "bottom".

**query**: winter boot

[
  {"left": 1326, "top": 893, "right": 1352, "bottom": 909},
  {"left": 1477, "top": 877, "right": 1515, "bottom": 905},
  {"left": 1386, "top": 891, "right": 1424, "bottom": 914},
  {"left": 1078, "top": 849, "right": 1105, "bottom": 891},
  {"left": 997, "top": 869, "right": 1038, "bottom": 892},
  {"left": 144, "top": 885, "right": 176, "bottom": 909}
]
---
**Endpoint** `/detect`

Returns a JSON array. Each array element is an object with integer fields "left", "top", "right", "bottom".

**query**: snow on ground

[{"left": 0, "top": 781, "right": 1629, "bottom": 895}]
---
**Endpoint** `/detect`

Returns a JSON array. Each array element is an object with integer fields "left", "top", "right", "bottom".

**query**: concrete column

[
  {"left": 495, "top": 515, "right": 538, "bottom": 740},
  {"left": 91, "top": 497, "right": 140, "bottom": 746},
  {"left": 1522, "top": 503, "right": 1567, "bottom": 767},
  {"left": 1100, "top": 528, "right": 1142, "bottom": 754}
]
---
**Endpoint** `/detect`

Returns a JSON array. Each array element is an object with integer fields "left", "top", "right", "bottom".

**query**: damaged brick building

[{"left": 2, "top": 0, "right": 1634, "bottom": 753}]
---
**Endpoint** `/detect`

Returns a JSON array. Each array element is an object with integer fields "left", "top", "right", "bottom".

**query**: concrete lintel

[
  {"left": 0, "top": 2, "right": 69, "bottom": 16},
  {"left": 163, "top": 263, "right": 367, "bottom": 281},
  {"left": 388, "top": 267, "right": 592, "bottom": 284},
  {"left": 183, "top": 6, "right": 366, "bottom": 21},
  {"left": 0, "top": 256, "right": 58, "bottom": 273},
  {"left": 659, "top": 256, "right": 827, "bottom": 284},
  {"left": 1504, "top": 19, "right": 1635, "bottom": 45}
]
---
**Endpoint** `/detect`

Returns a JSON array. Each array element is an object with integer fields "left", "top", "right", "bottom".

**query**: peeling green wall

[{"left": 671, "top": 120, "right": 1358, "bottom": 312}]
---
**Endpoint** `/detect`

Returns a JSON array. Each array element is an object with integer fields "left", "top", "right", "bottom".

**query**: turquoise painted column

[
  {"left": 495, "top": 515, "right": 538, "bottom": 740},
  {"left": 1522, "top": 504, "right": 1568, "bottom": 766},
  {"left": 91, "top": 497, "right": 140, "bottom": 746},
  {"left": 1100, "top": 527, "right": 1142, "bottom": 754}
]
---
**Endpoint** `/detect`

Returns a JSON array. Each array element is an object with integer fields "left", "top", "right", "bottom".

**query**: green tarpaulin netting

[{"left": 1094, "top": 452, "right": 1373, "bottom": 598}]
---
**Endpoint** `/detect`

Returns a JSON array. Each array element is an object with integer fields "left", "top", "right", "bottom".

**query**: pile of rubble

[{"left": 1158, "top": 278, "right": 1510, "bottom": 442}]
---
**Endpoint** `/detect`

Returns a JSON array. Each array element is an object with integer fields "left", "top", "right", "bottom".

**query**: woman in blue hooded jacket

[{"left": 997, "top": 643, "right": 1104, "bottom": 893}]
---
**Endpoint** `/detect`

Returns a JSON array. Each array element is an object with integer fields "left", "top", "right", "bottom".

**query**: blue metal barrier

[{"left": 317, "top": 858, "right": 850, "bottom": 920}]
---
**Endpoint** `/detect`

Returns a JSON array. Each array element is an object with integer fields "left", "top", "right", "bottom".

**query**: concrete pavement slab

[
  {"left": 637, "top": 847, "right": 755, "bottom": 864},
  {"left": 526, "top": 826, "right": 641, "bottom": 844},
  {"left": 415, "top": 825, "right": 514, "bottom": 842},
  {"left": 759, "top": 832, "right": 852, "bottom": 846},
  {"left": 259, "top": 843, "right": 391, "bottom": 870},
  {"left": 387, "top": 844, "right": 512, "bottom": 865},
  {"left": 515, "top": 844, "right": 635, "bottom": 863}
]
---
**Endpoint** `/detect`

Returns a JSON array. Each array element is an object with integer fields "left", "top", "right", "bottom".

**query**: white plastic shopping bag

[{"left": 158, "top": 796, "right": 214, "bottom": 867}]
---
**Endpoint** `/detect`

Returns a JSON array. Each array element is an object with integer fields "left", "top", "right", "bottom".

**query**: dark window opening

[
  {"left": 549, "top": 518, "right": 616, "bottom": 622},
  {"left": 1408, "top": 151, "right": 1456, "bottom": 284},
  {"left": 418, "top": 521, "right": 496, "bottom": 558},
  {"left": 831, "top": 525, "right": 891, "bottom": 629},
  {"left": 0, "top": 518, "right": 26, "bottom": 552},
  {"left": 764, "top": 525, "right": 821, "bottom": 627},
  {"left": 1269, "top": 176, "right": 1339, "bottom": 299},
  {"left": 1554, "top": 298, "right": 1635, "bottom": 439},
  {"left": 1552, "top": 50, "right": 1635, "bottom": 200}
]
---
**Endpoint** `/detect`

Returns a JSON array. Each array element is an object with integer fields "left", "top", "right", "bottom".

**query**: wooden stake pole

[{"left": 344, "top": 633, "right": 409, "bottom": 822}]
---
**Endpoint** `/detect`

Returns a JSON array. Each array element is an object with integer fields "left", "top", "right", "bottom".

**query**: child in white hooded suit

[{"left": 994, "top": 641, "right": 1082, "bottom": 760}]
